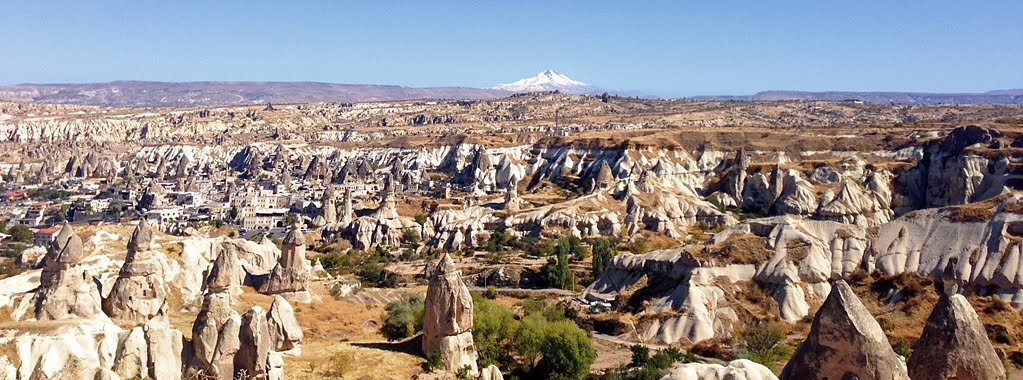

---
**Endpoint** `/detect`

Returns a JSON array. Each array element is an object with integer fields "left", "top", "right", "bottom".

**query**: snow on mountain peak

[{"left": 493, "top": 70, "right": 596, "bottom": 93}]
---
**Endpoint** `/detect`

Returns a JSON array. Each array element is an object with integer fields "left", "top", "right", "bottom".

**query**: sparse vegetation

[
  {"left": 733, "top": 322, "right": 790, "bottom": 371},
  {"left": 380, "top": 293, "right": 425, "bottom": 341}
]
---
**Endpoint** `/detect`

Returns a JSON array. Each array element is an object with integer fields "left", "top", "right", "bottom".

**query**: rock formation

[
  {"left": 907, "top": 293, "right": 1005, "bottom": 380},
  {"left": 780, "top": 280, "right": 908, "bottom": 380},
  {"left": 35, "top": 222, "right": 104, "bottom": 320},
  {"left": 103, "top": 218, "right": 168, "bottom": 326},
  {"left": 422, "top": 253, "right": 479, "bottom": 376},
  {"left": 661, "top": 359, "right": 778, "bottom": 380},
  {"left": 267, "top": 296, "right": 304, "bottom": 352},
  {"left": 258, "top": 222, "right": 312, "bottom": 302},
  {"left": 189, "top": 248, "right": 282, "bottom": 379}
]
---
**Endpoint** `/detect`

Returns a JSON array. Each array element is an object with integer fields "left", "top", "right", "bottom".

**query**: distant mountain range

[
  {"left": 0, "top": 81, "right": 511, "bottom": 107},
  {"left": 692, "top": 89, "right": 1023, "bottom": 104},
  {"left": 0, "top": 77, "right": 1019, "bottom": 107}
]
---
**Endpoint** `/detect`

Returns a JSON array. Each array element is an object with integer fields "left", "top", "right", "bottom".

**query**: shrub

[
  {"left": 530, "top": 319, "right": 597, "bottom": 380},
  {"left": 630, "top": 344, "right": 650, "bottom": 367},
  {"left": 628, "top": 238, "right": 648, "bottom": 255},
  {"left": 455, "top": 365, "right": 473, "bottom": 380},
  {"left": 892, "top": 339, "right": 912, "bottom": 359},
  {"left": 483, "top": 286, "right": 498, "bottom": 300},
  {"left": 326, "top": 351, "right": 353, "bottom": 377},
  {"left": 735, "top": 322, "right": 789, "bottom": 370},
  {"left": 402, "top": 229, "right": 421, "bottom": 248},
  {"left": 414, "top": 214, "right": 428, "bottom": 226},
  {"left": 380, "top": 294, "right": 424, "bottom": 341},
  {"left": 422, "top": 350, "right": 443, "bottom": 373}
]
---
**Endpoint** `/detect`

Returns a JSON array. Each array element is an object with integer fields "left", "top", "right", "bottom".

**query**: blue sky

[{"left": 1, "top": 1, "right": 1020, "bottom": 96}]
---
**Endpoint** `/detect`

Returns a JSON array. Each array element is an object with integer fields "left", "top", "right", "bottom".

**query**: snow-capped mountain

[{"left": 493, "top": 69, "right": 601, "bottom": 94}]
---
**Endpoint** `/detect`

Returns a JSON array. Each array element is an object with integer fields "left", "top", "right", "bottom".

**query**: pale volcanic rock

[
  {"left": 422, "top": 253, "right": 479, "bottom": 376},
  {"left": 907, "top": 294, "right": 1005, "bottom": 380},
  {"left": 258, "top": 222, "right": 312, "bottom": 302},
  {"left": 267, "top": 296, "right": 304, "bottom": 352},
  {"left": 35, "top": 223, "right": 104, "bottom": 321},
  {"left": 103, "top": 219, "right": 168, "bottom": 327},
  {"left": 660, "top": 359, "right": 778, "bottom": 380},
  {"left": 479, "top": 365, "right": 504, "bottom": 380},
  {"left": 780, "top": 281, "right": 909, "bottom": 380},
  {"left": 426, "top": 206, "right": 495, "bottom": 250},
  {"left": 236, "top": 306, "right": 272, "bottom": 379}
]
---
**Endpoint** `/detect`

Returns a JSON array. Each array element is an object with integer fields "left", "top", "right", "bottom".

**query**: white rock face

[
  {"left": 583, "top": 249, "right": 753, "bottom": 344},
  {"left": 660, "top": 360, "right": 778, "bottom": 380},
  {"left": 422, "top": 253, "right": 479, "bottom": 376}
]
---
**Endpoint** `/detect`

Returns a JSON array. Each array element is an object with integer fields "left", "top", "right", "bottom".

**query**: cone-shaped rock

[
  {"left": 422, "top": 253, "right": 479, "bottom": 376},
  {"left": 591, "top": 160, "right": 615, "bottom": 191},
  {"left": 780, "top": 280, "right": 909, "bottom": 380},
  {"left": 103, "top": 219, "right": 167, "bottom": 326},
  {"left": 907, "top": 294, "right": 1005, "bottom": 380},
  {"left": 35, "top": 223, "right": 103, "bottom": 320},
  {"left": 258, "top": 222, "right": 311, "bottom": 302}
]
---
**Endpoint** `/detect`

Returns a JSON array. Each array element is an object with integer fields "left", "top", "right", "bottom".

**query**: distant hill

[
  {"left": 0, "top": 81, "right": 512, "bottom": 107},
  {"left": 693, "top": 89, "right": 1023, "bottom": 104}
]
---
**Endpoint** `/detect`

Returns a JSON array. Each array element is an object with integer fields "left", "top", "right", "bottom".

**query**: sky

[{"left": 1, "top": 1, "right": 1021, "bottom": 97}]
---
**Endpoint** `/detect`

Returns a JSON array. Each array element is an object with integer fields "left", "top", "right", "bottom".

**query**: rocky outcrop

[
  {"left": 344, "top": 182, "right": 422, "bottom": 249},
  {"left": 267, "top": 296, "right": 303, "bottom": 352},
  {"left": 780, "top": 280, "right": 908, "bottom": 380},
  {"left": 425, "top": 206, "right": 495, "bottom": 250},
  {"left": 189, "top": 249, "right": 282, "bottom": 379},
  {"left": 103, "top": 219, "right": 168, "bottom": 326},
  {"left": 422, "top": 253, "right": 479, "bottom": 376},
  {"left": 907, "top": 294, "right": 1004, "bottom": 380},
  {"left": 660, "top": 359, "right": 778, "bottom": 380},
  {"left": 899, "top": 125, "right": 1009, "bottom": 210},
  {"left": 258, "top": 222, "right": 312, "bottom": 302},
  {"left": 35, "top": 222, "right": 104, "bottom": 321},
  {"left": 582, "top": 249, "right": 749, "bottom": 344}
]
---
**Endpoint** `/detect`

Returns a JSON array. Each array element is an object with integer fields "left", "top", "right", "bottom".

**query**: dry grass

[{"left": 692, "top": 233, "right": 773, "bottom": 265}]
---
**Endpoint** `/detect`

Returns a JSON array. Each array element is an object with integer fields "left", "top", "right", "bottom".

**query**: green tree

[
  {"left": 401, "top": 228, "right": 421, "bottom": 248},
  {"left": 380, "top": 294, "right": 425, "bottom": 341},
  {"left": 414, "top": 214, "right": 428, "bottom": 226},
  {"left": 630, "top": 344, "right": 650, "bottom": 367},
  {"left": 532, "top": 319, "right": 597, "bottom": 380},
  {"left": 473, "top": 294, "right": 518, "bottom": 367},
  {"left": 9, "top": 224, "right": 33, "bottom": 243},
  {"left": 227, "top": 205, "right": 239, "bottom": 221},
  {"left": 544, "top": 246, "right": 573, "bottom": 290},
  {"left": 591, "top": 238, "right": 613, "bottom": 277}
]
